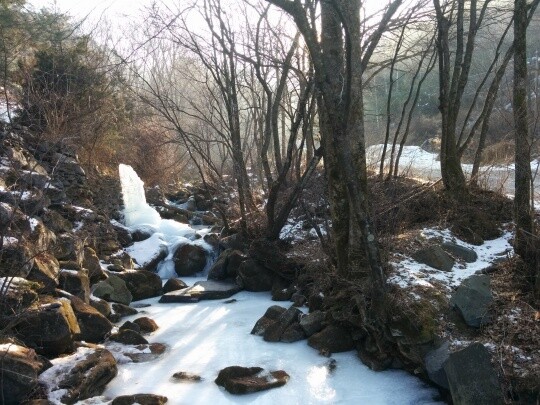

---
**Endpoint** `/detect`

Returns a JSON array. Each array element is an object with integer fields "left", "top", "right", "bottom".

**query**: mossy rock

[{"left": 389, "top": 299, "right": 438, "bottom": 345}]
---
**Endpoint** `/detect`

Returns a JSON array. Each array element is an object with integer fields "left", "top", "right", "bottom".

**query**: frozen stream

[
  {"left": 101, "top": 281, "right": 442, "bottom": 404},
  {"left": 102, "top": 164, "right": 443, "bottom": 404}
]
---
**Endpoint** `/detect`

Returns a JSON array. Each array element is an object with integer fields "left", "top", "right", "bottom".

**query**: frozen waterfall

[{"left": 119, "top": 163, "right": 161, "bottom": 227}]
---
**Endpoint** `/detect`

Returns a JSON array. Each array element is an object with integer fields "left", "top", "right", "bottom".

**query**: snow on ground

[
  {"left": 97, "top": 278, "right": 442, "bottom": 405},
  {"left": 388, "top": 227, "right": 513, "bottom": 292}
]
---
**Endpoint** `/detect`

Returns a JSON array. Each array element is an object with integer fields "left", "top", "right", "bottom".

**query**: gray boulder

[
  {"left": 424, "top": 341, "right": 450, "bottom": 389},
  {"left": 450, "top": 275, "right": 493, "bottom": 327},
  {"left": 444, "top": 343, "right": 503, "bottom": 405},
  {"left": 412, "top": 245, "right": 455, "bottom": 271},
  {"left": 92, "top": 274, "right": 133, "bottom": 305},
  {"left": 442, "top": 242, "right": 478, "bottom": 263}
]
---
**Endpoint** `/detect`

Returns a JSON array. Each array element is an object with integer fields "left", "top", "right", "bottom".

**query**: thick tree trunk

[{"left": 513, "top": 0, "right": 538, "bottom": 295}]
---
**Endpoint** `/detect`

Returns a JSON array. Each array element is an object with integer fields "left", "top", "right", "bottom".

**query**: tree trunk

[{"left": 513, "top": 0, "right": 538, "bottom": 295}]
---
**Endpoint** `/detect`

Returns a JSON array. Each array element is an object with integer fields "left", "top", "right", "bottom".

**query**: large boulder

[
  {"left": 39, "top": 348, "right": 118, "bottom": 404},
  {"left": 115, "top": 270, "right": 163, "bottom": 301},
  {"left": 307, "top": 325, "right": 354, "bottom": 353},
  {"left": 92, "top": 274, "right": 132, "bottom": 305},
  {"left": 0, "top": 343, "right": 49, "bottom": 405},
  {"left": 236, "top": 259, "right": 274, "bottom": 292},
  {"left": 173, "top": 244, "right": 207, "bottom": 276},
  {"left": 215, "top": 366, "right": 289, "bottom": 395},
  {"left": 444, "top": 343, "right": 503, "bottom": 404},
  {"left": 133, "top": 317, "right": 159, "bottom": 334},
  {"left": 13, "top": 299, "right": 80, "bottom": 356},
  {"left": 68, "top": 295, "right": 113, "bottom": 343},
  {"left": 412, "top": 245, "right": 455, "bottom": 272},
  {"left": 450, "top": 275, "right": 493, "bottom": 327}
]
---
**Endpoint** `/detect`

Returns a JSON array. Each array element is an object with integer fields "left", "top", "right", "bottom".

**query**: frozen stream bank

[{"left": 103, "top": 165, "right": 442, "bottom": 404}]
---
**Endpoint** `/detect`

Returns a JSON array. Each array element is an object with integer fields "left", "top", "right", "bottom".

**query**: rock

[
  {"left": 111, "top": 394, "right": 168, "bottom": 405},
  {"left": 120, "top": 320, "right": 141, "bottom": 334},
  {"left": 115, "top": 270, "right": 163, "bottom": 301},
  {"left": 219, "top": 233, "right": 246, "bottom": 251},
  {"left": 444, "top": 343, "right": 503, "bottom": 405},
  {"left": 299, "top": 310, "right": 325, "bottom": 337},
  {"left": 59, "top": 269, "right": 90, "bottom": 303},
  {"left": 0, "top": 344, "right": 47, "bottom": 405},
  {"left": 90, "top": 297, "right": 111, "bottom": 318},
  {"left": 133, "top": 317, "right": 158, "bottom": 334},
  {"left": 111, "top": 303, "right": 138, "bottom": 319},
  {"left": 131, "top": 227, "right": 154, "bottom": 242},
  {"left": 291, "top": 292, "right": 306, "bottom": 307},
  {"left": 53, "top": 233, "right": 84, "bottom": 265},
  {"left": 412, "top": 245, "right": 455, "bottom": 271},
  {"left": 68, "top": 295, "right": 113, "bottom": 344},
  {"left": 0, "top": 277, "right": 39, "bottom": 318},
  {"left": 162, "top": 278, "right": 188, "bottom": 293},
  {"left": 442, "top": 242, "right": 478, "bottom": 263},
  {"left": 263, "top": 307, "right": 302, "bottom": 342},
  {"left": 111, "top": 329, "right": 148, "bottom": 345},
  {"left": 251, "top": 306, "right": 287, "bottom": 336},
  {"left": 308, "top": 293, "right": 324, "bottom": 312},
  {"left": 83, "top": 247, "right": 104, "bottom": 284},
  {"left": 123, "top": 343, "right": 167, "bottom": 363},
  {"left": 173, "top": 244, "right": 207, "bottom": 276},
  {"left": 159, "top": 280, "right": 241, "bottom": 303},
  {"left": 18, "top": 189, "right": 50, "bottom": 215},
  {"left": 42, "top": 209, "right": 73, "bottom": 233},
  {"left": 172, "top": 371, "right": 203, "bottom": 382},
  {"left": 450, "top": 275, "right": 493, "bottom": 327},
  {"left": 27, "top": 252, "right": 60, "bottom": 293},
  {"left": 236, "top": 259, "right": 274, "bottom": 292},
  {"left": 308, "top": 325, "right": 354, "bottom": 353},
  {"left": 271, "top": 278, "right": 294, "bottom": 301},
  {"left": 14, "top": 299, "right": 79, "bottom": 356},
  {"left": 0, "top": 242, "right": 34, "bottom": 278},
  {"left": 92, "top": 274, "right": 132, "bottom": 305},
  {"left": 207, "top": 249, "right": 231, "bottom": 280},
  {"left": 44, "top": 348, "right": 118, "bottom": 404},
  {"left": 280, "top": 323, "right": 306, "bottom": 343},
  {"left": 215, "top": 366, "right": 289, "bottom": 395},
  {"left": 424, "top": 341, "right": 450, "bottom": 389}
]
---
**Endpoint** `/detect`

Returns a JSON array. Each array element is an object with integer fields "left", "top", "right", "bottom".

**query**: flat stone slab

[{"left": 159, "top": 281, "right": 241, "bottom": 303}]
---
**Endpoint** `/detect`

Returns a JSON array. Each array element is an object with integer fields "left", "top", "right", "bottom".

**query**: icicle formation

[{"left": 118, "top": 164, "right": 161, "bottom": 227}]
